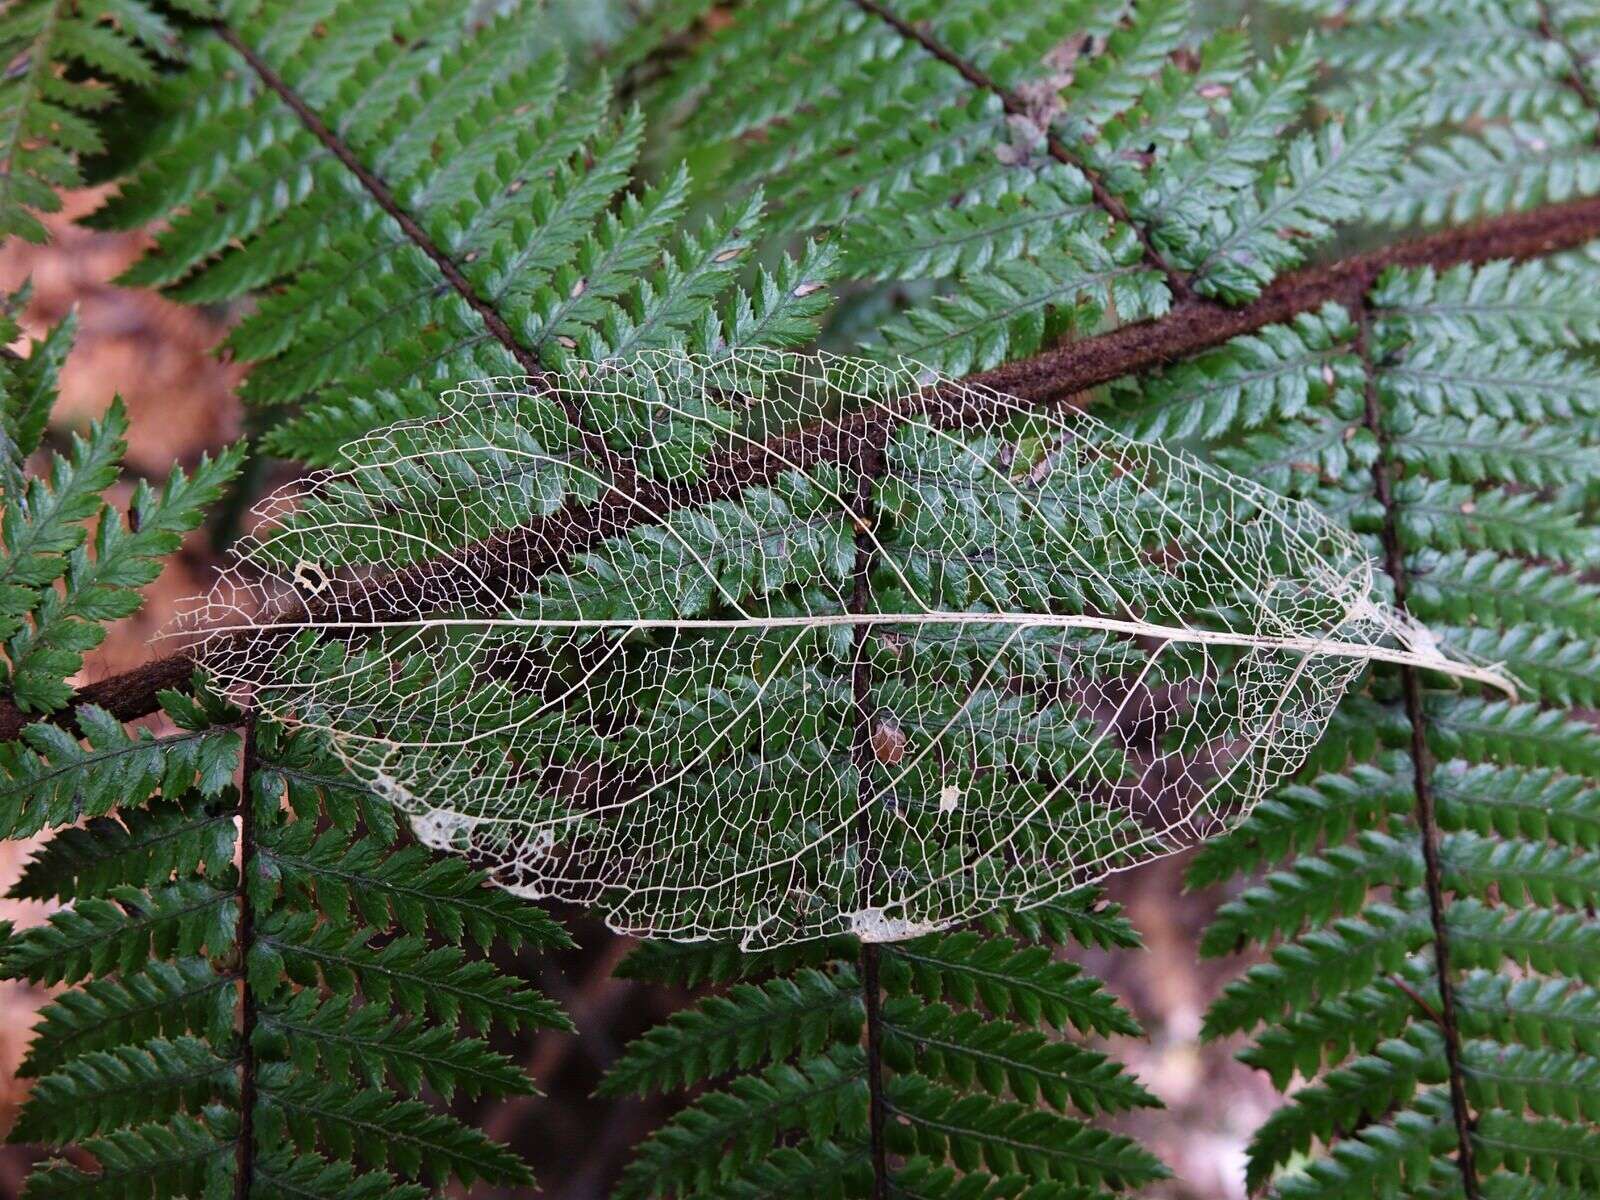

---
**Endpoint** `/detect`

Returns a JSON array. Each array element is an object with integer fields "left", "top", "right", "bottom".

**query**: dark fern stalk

[
  {"left": 606, "top": 896, "right": 1166, "bottom": 1200},
  {"left": 1355, "top": 305, "right": 1479, "bottom": 1197},
  {"left": 234, "top": 713, "right": 259, "bottom": 1200},
  {"left": 850, "top": 423, "right": 892, "bottom": 1200}
]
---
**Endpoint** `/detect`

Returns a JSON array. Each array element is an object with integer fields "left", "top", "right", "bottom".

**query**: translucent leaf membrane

[{"left": 175, "top": 352, "right": 1509, "bottom": 947}]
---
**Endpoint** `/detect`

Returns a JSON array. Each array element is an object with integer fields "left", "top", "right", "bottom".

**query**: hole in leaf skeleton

[{"left": 292, "top": 560, "right": 330, "bottom": 596}]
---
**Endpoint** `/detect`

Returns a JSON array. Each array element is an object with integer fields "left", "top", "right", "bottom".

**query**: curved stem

[{"left": 6, "top": 195, "right": 1600, "bottom": 743}]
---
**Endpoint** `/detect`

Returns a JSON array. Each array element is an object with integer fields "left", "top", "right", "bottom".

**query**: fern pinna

[
  {"left": 85, "top": 0, "right": 832, "bottom": 468},
  {"left": 0, "top": 0, "right": 213, "bottom": 243},
  {"left": 1164, "top": 4, "right": 1600, "bottom": 1197},
  {"left": 0, "top": 312, "right": 571, "bottom": 1196},
  {"left": 604, "top": 896, "right": 1164, "bottom": 1200},
  {"left": 1, "top": 1, "right": 1599, "bottom": 1199},
  {"left": 1175, "top": 262, "right": 1600, "bottom": 1193}
]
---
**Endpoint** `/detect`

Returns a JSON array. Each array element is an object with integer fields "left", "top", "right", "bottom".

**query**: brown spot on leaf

[{"left": 872, "top": 719, "right": 907, "bottom": 766}]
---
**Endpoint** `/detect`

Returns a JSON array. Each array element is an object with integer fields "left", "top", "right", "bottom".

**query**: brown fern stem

[
  {"left": 1537, "top": 2, "right": 1600, "bottom": 137},
  {"left": 212, "top": 26, "right": 537, "bottom": 378},
  {"left": 1355, "top": 309, "right": 1479, "bottom": 1198},
  {"left": 210, "top": 24, "right": 625, "bottom": 470},
  {"left": 969, "top": 192, "right": 1600, "bottom": 405},
  {"left": 235, "top": 712, "right": 260, "bottom": 1200},
  {"left": 848, "top": 0, "right": 1191, "bottom": 299},
  {"left": 5, "top": 194, "right": 1600, "bottom": 743},
  {"left": 849, "top": 427, "right": 892, "bottom": 1200}
]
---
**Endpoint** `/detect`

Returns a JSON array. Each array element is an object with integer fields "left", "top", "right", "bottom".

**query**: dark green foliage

[
  {"left": 0, "top": 0, "right": 211, "bottom": 242},
  {"left": 1302, "top": 0, "right": 1600, "bottom": 228},
  {"left": 0, "top": 696, "right": 240, "bottom": 840},
  {"left": 598, "top": 966, "right": 864, "bottom": 1097},
  {"left": 3, "top": 2, "right": 1600, "bottom": 1199},
  {"left": 89, "top": 0, "right": 834, "bottom": 466},
  {"left": 631, "top": 0, "right": 1415, "bottom": 369},
  {"left": 0, "top": 378, "right": 240, "bottom": 714},
  {"left": 2, "top": 704, "right": 571, "bottom": 1196},
  {"left": 1166, "top": 243, "right": 1600, "bottom": 1193},
  {"left": 0, "top": 309, "right": 568, "bottom": 1196},
  {"left": 609, "top": 891, "right": 1168, "bottom": 1200}
]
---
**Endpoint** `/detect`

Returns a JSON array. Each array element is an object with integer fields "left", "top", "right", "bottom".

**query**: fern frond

[
  {"left": 21, "top": 958, "right": 234, "bottom": 1077},
  {"left": 0, "top": 399, "right": 127, "bottom": 649},
  {"left": 1138, "top": 36, "right": 1318, "bottom": 243},
  {"left": 258, "top": 911, "right": 565, "bottom": 1034},
  {"left": 885, "top": 1073, "right": 1167, "bottom": 1190},
  {"left": 253, "top": 1147, "right": 427, "bottom": 1200},
  {"left": 1200, "top": 831, "right": 1422, "bottom": 957},
  {"left": 4, "top": 880, "right": 237, "bottom": 985},
  {"left": 600, "top": 966, "right": 863, "bottom": 1097},
  {"left": 14, "top": 1035, "right": 237, "bottom": 1145},
  {"left": 1408, "top": 550, "right": 1600, "bottom": 636},
  {"left": 10, "top": 793, "right": 237, "bottom": 902},
  {"left": 1204, "top": 902, "right": 1433, "bottom": 1040},
  {"left": 1245, "top": 1026, "right": 1444, "bottom": 1191},
  {"left": 256, "top": 823, "right": 571, "bottom": 952},
  {"left": 880, "top": 999, "right": 1159, "bottom": 1115},
  {"left": 1372, "top": 256, "right": 1600, "bottom": 347},
  {"left": 21, "top": 1112, "right": 233, "bottom": 1199},
  {"left": 258, "top": 1067, "right": 535, "bottom": 1187},
  {"left": 1184, "top": 100, "right": 1418, "bottom": 302},
  {"left": 1, "top": 385, "right": 240, "bottom": 713},
  {"left": 259, "top": 989, "right": 534, "bottom": 1101},
  {"left": 612, "top": 883, "right": 1159, "bottom": 1199},
  {"left": 883, "top": 931, "right": 1142, "bottom": 1038},
  {"left": 616, "top": 1046, "right": 869, "bottom": 1200},
  {"left": 0, "top": 0, "right": 199, "bottom": 241},
  {"left": 1107, "top": 302, "right": 1360, "bottom": 442},
  {"left": 872, "top": 225, "right": 1168, "bottom": 374},
  {"left": 0, "top": 700, "right": 238, "bottom": 839},
  {"left": 1285, "top": 0, "right": 1600, "bottom": 233},
  {"left": 1192, "top": 241, "right": 1600, "bottom": 1196}
]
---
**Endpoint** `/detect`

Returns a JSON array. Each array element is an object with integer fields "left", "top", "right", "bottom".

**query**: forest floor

[{"left": 0, "top": 196, "right": 1283, "bottom": 1200}]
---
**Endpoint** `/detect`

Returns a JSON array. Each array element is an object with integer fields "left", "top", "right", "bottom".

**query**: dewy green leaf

[{"left": 178, "top": 351, "right": 1505, "bottom": 948}]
